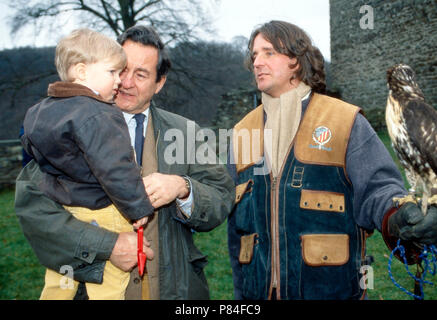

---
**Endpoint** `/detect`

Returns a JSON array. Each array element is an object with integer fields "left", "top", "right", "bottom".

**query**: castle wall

[{"left": 330, "top": 0, "right": 437, "bottom": 109}]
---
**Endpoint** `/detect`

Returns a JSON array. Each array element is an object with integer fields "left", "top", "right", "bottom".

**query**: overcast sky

[{"left": 0, "top": 0, "right": 331, "bottom": 60}]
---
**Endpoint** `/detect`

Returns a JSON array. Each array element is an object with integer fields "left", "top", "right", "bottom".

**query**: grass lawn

[
  {"left": 0, "top": 188, "right": 45, "bottom": 299},
  {"left": 1, "top": 130, "right": 436, "bottom": 300}
]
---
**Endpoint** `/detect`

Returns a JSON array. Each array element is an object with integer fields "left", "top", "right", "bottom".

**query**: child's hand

[{"left": 133, "top": 216, "right": 148, "bottom": 229}]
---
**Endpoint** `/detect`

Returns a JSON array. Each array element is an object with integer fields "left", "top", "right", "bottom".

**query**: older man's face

[{"left": 115, "top": 40, "right": 166, "bottom": 114}]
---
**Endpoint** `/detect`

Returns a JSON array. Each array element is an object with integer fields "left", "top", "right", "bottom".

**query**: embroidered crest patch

[{"left": 309, "top": 126, "right": 332, "bottom": 151}]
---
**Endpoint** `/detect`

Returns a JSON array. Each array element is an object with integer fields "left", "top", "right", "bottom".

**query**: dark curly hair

[{"left": 246, "top": 20, "right": 326, "bottom": 94}]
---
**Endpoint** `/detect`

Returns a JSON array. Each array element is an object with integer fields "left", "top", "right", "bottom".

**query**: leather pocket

[
  {"left": 300, "top": 189, "right": 345, "bottom": 212},
  {"left": 239, "top": 233, "right": 258, "bottom": 264},
  {"left": 301, "top": 234, "right": 349, "bottom": 266},
  {"left": 235, "top": 179, "right": 253, "bottom": 205}
]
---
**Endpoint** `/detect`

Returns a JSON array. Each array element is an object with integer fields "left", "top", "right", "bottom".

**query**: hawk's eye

[{"left": 404, "top": 68, "right": 414, "bottom": 79}]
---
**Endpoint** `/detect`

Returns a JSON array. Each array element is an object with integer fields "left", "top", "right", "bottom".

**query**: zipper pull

[{"left": 271, "top": 177, "right": 277, "bottom": 190}]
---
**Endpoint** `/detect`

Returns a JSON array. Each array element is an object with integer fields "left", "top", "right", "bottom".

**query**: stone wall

[
  {"left": 329, "top": 0, "right": 437, "bottom": 110},
  {"left": 211, "top": 87, "right": 260, "bottom": 131},
  {"left": 0, "top": 140, "right": 23, "bottom": 190}
]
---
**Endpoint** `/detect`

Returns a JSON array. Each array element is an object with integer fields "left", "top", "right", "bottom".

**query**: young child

[{"left": 21, "top": 28, "right": 154, "bottom": 300}]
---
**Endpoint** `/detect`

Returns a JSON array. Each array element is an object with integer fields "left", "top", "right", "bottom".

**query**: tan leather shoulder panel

[
  {"left": 233, "top": 105, "right": 264, "bottom": 173},
  {"left": 294, "top": 93, "right": 361, "bottom": 167}
]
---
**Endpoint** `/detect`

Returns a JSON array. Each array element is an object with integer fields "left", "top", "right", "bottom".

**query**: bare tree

[
  {"left": 3, "top": 0, "right": 258, "bottom": 138},
  {"left": 4, "top": 0, "right": 220, "bottom": 109},
  {"left": 156, "top": 40, "right": 252, "bottom": 126},
  {"left": 8, "top": 0, "right": 218, "bottom": 45}
]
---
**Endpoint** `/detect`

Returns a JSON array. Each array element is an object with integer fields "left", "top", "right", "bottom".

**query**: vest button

[{"left": 133, "top": 278, "right": 140, "bottom": 284}]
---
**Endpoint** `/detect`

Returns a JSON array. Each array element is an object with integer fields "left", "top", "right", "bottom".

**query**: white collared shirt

[{"left": 122, "top": 109, "right": 150, "bottom": 150}]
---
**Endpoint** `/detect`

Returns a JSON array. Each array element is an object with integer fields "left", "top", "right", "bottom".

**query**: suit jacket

[{"left": 15, "top": 104, "right": 235, "bottom": 299}]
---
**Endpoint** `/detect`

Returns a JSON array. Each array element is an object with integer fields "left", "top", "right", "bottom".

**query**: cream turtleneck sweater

[{"left": 263, "top": 82, "right": 311, "bottom": 177}]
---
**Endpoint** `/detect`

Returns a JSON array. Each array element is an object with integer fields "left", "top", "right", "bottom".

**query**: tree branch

[{"left": 133, "top": 0, "right": 162, "bottom": 17}]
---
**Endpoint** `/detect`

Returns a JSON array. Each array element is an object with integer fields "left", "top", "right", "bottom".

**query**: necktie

[{"left": 134, "top": 113, "right": 146, "bottom": 166}]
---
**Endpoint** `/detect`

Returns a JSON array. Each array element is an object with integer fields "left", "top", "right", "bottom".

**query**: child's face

[{"left": 83, "top": 59, "right": 123, "bottom": 102}]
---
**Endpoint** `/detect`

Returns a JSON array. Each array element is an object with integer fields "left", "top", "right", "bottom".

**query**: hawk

[{"left": 386, "top": 64, "right": 437, "bottom": 214}]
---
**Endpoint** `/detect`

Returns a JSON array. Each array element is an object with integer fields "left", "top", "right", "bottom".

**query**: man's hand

[
  {"left": 389, "top": 202, "right": 437, "bottom": 245},
  {"left": 132, "top": 216, "right": 148, "bottom": 229},
  {"left": 109, "top": 232, "right": 154, "bottom": 272},
  {"left": 143, "top": 173, "right": 190, "bottom": 208}
]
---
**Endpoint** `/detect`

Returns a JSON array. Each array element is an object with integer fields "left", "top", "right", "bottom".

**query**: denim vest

[{"left": 232, "top": 93, "right": 366, "bottom": 299}]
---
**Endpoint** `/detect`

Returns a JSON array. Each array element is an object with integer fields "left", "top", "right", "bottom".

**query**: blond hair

[{"left": 55, "top": 28, "right": 126, "bottom": 81}]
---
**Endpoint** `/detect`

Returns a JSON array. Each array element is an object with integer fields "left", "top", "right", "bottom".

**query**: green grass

[
  {"left": 0, "top": 188, "right": 45, "bottom": 300},
  {"left": 366, "top": 232, "right": 437, "bottom": 300},
  {"left": 194, "top": 223, "right": 234, "bottom": 300},
  {"left": 1, "top": 133, "right": 436, "bottom": 299}
]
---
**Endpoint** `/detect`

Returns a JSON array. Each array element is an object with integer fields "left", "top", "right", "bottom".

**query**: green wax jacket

[{"left": 15, "top": 104, "right": 235, "bottom": 300}]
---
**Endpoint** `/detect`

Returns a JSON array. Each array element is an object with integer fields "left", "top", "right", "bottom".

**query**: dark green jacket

[{"left": 15, "top": 105, "right": 235, "bottom": 300}]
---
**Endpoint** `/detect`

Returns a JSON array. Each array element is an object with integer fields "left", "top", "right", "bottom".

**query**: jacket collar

[
  {"left": 148, "top": 103, "right": 166, "bottom": 173},
  {"left": 47, "top": 81, "right": 110, "bottom": 104}
]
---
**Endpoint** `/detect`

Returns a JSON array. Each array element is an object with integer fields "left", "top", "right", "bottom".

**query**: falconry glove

[{"left": 388, "top": 202, "right": 437, "bottom": 246}]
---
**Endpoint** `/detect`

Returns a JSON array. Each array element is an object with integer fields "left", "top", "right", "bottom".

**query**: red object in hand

[{"left": 137, "top": 226, "right": 146, "bottom": 277}]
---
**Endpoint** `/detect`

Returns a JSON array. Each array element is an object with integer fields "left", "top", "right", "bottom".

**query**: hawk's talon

[
  {"left": 428, "top": 194, "right": 437, "bottom": 206},
  {"left": 393, "top": 194, "right": 417, "bottom": 207}
]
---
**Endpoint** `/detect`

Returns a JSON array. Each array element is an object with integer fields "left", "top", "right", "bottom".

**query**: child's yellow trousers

[{"left": 40, "top": 204, "right": 132, "bottom": 300}]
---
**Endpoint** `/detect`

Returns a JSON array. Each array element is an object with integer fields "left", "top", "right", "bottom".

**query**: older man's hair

[
  {"left": 117, "top": 25, "right": 171, "bottom": 82},
  {"left": 246, "top": 20, "right": 326, "bottom": 94},
  {"left": 55, "top": 28, "right": 126, "bottom": 81}
]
